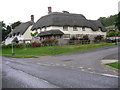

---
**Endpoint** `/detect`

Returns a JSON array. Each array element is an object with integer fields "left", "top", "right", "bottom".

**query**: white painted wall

[
  {"left": 33, "top": 26, "right": 106, "bottom": 38},
  {"left": 22, "top": 25, "right": 32, "bottom": 40},
  {"left": 5, "top": 25, "right": 33, "bottom": 45}
]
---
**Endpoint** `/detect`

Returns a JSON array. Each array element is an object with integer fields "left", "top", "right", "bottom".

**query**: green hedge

[{"left": 1, "top": 43, "right": 32, "bottom": 48}]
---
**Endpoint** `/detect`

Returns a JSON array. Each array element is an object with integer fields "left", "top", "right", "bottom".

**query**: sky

[{"left": 0, "top": 0, "right": 119, "bottom": 25}]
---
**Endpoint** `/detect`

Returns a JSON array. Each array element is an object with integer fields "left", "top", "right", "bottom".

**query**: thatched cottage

[
  {"left": 31, "top": 7, "right": 107, "bottom": 44},
  {"left": 5, "top": 15, "right": 34, "bottom": 45}
]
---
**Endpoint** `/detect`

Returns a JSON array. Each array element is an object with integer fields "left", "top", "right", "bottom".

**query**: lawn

[
  {"left": 105, "top": 62, "right": 120, "bottom": 69},
  {"left": 1, "top": 43, "right": 115, "bottom": 56}
]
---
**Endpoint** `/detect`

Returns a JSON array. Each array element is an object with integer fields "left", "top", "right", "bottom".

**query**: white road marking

[
  {"left": 78, "top": 67, "right": 83, "bottom": 69},
  {"left": 81, "top": 69, "right": 85, "bottom": 71},
  {"left": 37, "top": 62, "right": 118, "bottom": 78},
  {"left": 101, "top": 74, "right": 119, "bottom": 78},
  {"left": 55, "top": 64, "right": 60, "bottom": 66},
  {"left": 88, "top": 68, "right": 92, "bottom": 70},
  {"left": 37, "top": 63, "right": 42, "bottom": 64},
  {"left": 62, "top": 64, "right": 66, "bottom": 66}
]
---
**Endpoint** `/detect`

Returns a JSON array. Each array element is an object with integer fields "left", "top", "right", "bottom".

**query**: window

[
  {"left": 63, "top": 26, "right": 68, "bottom": 31},
  {"left": 76, "top": 34, "right": 81, "bottom": 38},
  {"left": 63, "top": 34, "right": 70, "bottom": 38},
  {"left": 99, "top": 27, "right": 102, "bottom": 31},
  {"left": 17, "top": 32, "right": 20, "bottom": 35},
  {"left": 9, "top": 34, "right": 12, "bottom": 38},
  {"left": 82, "top": 27, "right": 85, "bottom": 31},
  {"left": 44, "top": 27, "right": 46, "bottom": 31},
  {"left": 13, "top": 33, "right": 16, "bottom": 36},
  {"left": 73, "top": 27, "right": 78, "bottom": 31}
]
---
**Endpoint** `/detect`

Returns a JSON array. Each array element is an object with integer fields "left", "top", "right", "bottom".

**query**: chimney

[
  {"left": 48, "top": 7, "right": 52, "bottom": 14},
  {"left": 31, "top": 15, "right": 34, "bottom": 22}
]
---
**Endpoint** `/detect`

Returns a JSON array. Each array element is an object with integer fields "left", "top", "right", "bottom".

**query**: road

[{"left": 2, "top": 46, "right": 119, "bottom": 88}]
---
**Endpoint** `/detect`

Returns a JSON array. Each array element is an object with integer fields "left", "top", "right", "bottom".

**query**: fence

[{"left": 68, "top": 40, "right": 109, "bottom": 45}]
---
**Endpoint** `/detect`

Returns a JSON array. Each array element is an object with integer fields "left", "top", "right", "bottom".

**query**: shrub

[
  {"left": 1, "top": 43, "right": 32, "bottom": 48},
  {"left": 94, "top": 35, "right": 104, "bottom": 43},
  {"left": 94, "top": 35, "right": 103, "bottom": 41},
  {"left": 32, "top": 42, "right": 42, "bottom": 47},
  {"left": 70, "top": 36, "right": 78, "bottom": 40},
  {"left": 42, "top": 38, "right": 58, "bottom": 46},
  {"left": 80, "top": 35, "right": 90, "bottom": 40}
]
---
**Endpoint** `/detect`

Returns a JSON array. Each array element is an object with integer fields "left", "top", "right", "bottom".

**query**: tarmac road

[{"left": 2, "top": 45, "right": 119, "bottom": 88}]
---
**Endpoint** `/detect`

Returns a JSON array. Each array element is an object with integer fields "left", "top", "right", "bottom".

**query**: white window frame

[
  {"left": 63, "top": 34, "right": 70, "bottom": 38},
  {"left": 63, "top": 26, "right": 68, "bottom": 31},
  {"left": 82, "top": 27, "right": 85, "bottom": 31},
  {"left": 73, "top": 26, "right": 78, "bottom": 31}
]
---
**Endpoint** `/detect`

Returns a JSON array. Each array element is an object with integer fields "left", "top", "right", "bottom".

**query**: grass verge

[
  {"left": 1, "top": 54, "right": 38, "bottom": 58},
  {"left": 105, "top": 62, "right": 120, "bottom": 69},
  {"left": 2, "top": 43, "right": 115, "bottom": 56}
]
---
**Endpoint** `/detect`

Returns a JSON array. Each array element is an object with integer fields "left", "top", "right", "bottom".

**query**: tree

[
  {"left": 6, "top": 25, "right": 11, "bottom": 34},
  {"left": 107, "top": 30, "right": 116, "bottom": 37},
  {"left": 0, "top": 21, "right": 21, "bottom": 41},
  {"left": 0, "top": 21, "right": 8, "bottom": 41},
  {"left": 98, "top": 14, "right": 117, "bottom": 27},
  {"left": 11, "top": 21, "right": 21, "bottom": 29},
  {"left": 116, "top": 12, "right": 120, "bottom": 30},
  {"left": 31, "top": 32, "right": 38, "bottom": 37}
]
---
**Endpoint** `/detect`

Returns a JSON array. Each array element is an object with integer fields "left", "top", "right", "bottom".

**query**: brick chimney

[
  {"left": 48, "top": 7, "right": 52, "bottom": 14},
  {"left": 31, "top": 15, "right": 34, "bottom": 22}
]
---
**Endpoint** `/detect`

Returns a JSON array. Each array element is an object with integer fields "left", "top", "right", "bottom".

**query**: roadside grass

[
  {"left": 105, "top": 62, "right": 120, "bottom": 69},
  {"left": 2, "top": 43, "right": 115, "bottom": 56},
  {"left": 1, "top": 54, "right": 38, "bottom": 58}
]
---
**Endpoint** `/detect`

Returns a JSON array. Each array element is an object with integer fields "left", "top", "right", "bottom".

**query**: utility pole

[{"left": 12, "top": 42, "right": 15, "bottom": 55}]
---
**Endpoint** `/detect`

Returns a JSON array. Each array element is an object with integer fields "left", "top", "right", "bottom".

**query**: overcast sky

[{"left": 0, "top": 0, "right": 119, "bottom": 25}]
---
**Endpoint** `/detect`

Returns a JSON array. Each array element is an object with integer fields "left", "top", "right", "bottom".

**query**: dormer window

[
  {"left": 17, "top": 32, "right": 20, "bottom": 35},
  {"left": 44, "top": 27, "right": 46, "bottom": 31},
  {"left": 13, "top": 33, "right": 16, "bottom": 36},
  {"left": 99, "top": 27, "right": 102, "bottom": 31},
  {"left": 73, "top": 26, "right": 78, "bottom": 31},
  {"left": 63, "top": 26, "right": 68, "bottom": 31},
  {"left": 82, "top": 27, "right": 85, "bottom": 31}
]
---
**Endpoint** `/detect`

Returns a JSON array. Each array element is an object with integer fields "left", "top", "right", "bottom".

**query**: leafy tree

[
  {"left": 0, "top": 21, "right": 9, "bottom": 41},
  {"left": 107, "top": 30, "right": 116, "bottom": 37},
  {"left": 6, "top": 25, "right": 11, "bottom": 33},
  {"left": 11, "top": 21, "right": 21, "bottom": 29},
  {"left": 116, "top": 12, "right": 120, "bottom": 30},
  {"left": 0, "top": 21, "right": 22, "bottom": 42},
  {"left": 98, "top": 14, "right": 117, "bottom": 27},
  {"left": 31, "top": 32, "right": 38, "bottom": 37}
]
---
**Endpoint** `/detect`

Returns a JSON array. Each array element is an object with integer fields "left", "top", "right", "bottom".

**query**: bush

[
  {"left": 94, "top": 35, "right": 103, "bottom": 41},
  {"left": 94, "top": 35, "right": 104, "bottom": 43},
  {"left": 70, "top": 36, "right": 78, "bottom": 40},
  {"left": 32, "top": 42, "right": 42, "bottom": 47},
  {"left": 42, "top": 38, "right": 58, "bottom": 46},
  {"left": 80, "top": 35, "right": 90, "bottom": 40},
  {"left": 1, "top": 43, "right": 32, "bottom": 48}
]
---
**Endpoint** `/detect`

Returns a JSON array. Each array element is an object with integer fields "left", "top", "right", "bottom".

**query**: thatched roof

[
  {"left": 9, "top": 21, "right": 33, "bottom": 36},
  {"left": 37, "top": 29, "right": 64, "bottom": 37},
  {"left": 31, "top": 12, "right": 107, "bottom": 32},
  {"left": 12, "top": 37, "right": 18, "bottom": 42}
]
